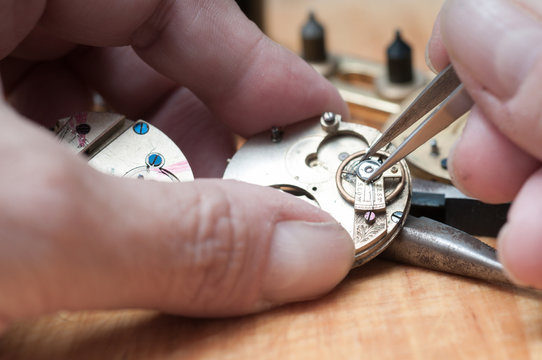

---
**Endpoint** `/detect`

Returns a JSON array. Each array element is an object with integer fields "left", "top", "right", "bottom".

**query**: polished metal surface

[
  {"left": 384, "top": 216, "right": 509, "bottom": 284},
  {"left": 223, "top": 114, "right": 535, "bottom": 292},
  {"left": 55, "top": 112, "right": 194, "bottom": 182},
  {"left": 224, "top": 116, "right": 411, "bottom": 267}
]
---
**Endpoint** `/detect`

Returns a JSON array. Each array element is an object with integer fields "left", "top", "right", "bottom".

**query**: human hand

[
  {"left": 426, "top": 0, "right": 542, "bottom": 288},
  {"left": 0, "top": 0, "right": 354, "bottom": 331}
]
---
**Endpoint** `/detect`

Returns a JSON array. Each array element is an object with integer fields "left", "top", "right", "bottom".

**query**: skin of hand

[
  {"left": 0, "top": 0, "right": 355, "bottom": 332},
  {"left": 426, "top": 0, "right": 542, "bottom": 288}
]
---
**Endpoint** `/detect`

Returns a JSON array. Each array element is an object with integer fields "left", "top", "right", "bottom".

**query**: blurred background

[{"left": 237, "top": 0, "right": 445, "bottom": 70}]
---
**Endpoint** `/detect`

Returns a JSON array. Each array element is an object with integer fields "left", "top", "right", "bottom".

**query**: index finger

[{"left": 18, "top": 0, "right": 348, "bottom": 136}]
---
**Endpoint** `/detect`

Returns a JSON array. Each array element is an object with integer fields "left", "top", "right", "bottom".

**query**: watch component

[
  {"left": 224, "top": 112, "right": 535, "bottom": 291},
  {"left": 224, "top": 113, "right": 411, "bottom": 267},
  {"left": 430, "top": 139, "right": 440, "bottom": 156},
  {"left": 54, "top": 112, "right": 194, "bottom": 182},
  {"left": 320, "top": 112, "right": 341, "bottom": 133},
  {"left": 337, "top": 149, "right": 409, "bottom": 264},
  {"left": 270, "top": 126, "right": 283, "bottom": 143}
]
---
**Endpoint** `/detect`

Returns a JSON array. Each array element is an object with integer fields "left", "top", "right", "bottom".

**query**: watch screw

[
  {"left": 270, "top": 127, "right": 283, "bottom": 143},
  {"left": 133, "top": 122, "right": 149, "bottom": 135},
  {"left": 391, "top": 211, "right": 404, "bottom": 223},
  {"left": 320, "top": 112, "right": 341, "bottom": 133},
  {"left": 430, "top": 139, "right": 440, "bottom": 156},
  {"left": 322, "top": 112, "right": 335, "bottom": 124},
  {"left": 75, "top": 123, "right": 91, "bottom": 135},
  {"left": 364, "top": 211, "right": 376, "bottom": 225}
]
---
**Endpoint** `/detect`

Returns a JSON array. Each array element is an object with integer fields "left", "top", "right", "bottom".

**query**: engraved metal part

[
  {"left": 54, "top": 112, "right": 194, "bottom": 182},
  {"left": 224, "top": 114, "right": 411, "bottom": 267}
]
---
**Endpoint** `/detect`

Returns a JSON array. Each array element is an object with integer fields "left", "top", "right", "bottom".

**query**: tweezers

[
  {"left": 357, "top": 66, "right": 542, "bottom": 293},
  {"left": 361, "top": 64, "right": 474, "bottom": 182}
]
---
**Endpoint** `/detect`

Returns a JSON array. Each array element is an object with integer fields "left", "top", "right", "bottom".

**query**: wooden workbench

[{"left": 1, "top": 1, "right": 541, "bottom": 359}]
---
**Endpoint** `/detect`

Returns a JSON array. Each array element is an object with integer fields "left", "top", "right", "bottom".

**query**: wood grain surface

[{"left": 2, "top": 1, "right": 541, "bottom": 359}]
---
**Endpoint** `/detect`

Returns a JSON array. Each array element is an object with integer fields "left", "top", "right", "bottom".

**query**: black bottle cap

[
  {"left": 301, "top": 12, "right": 327, "bottom": 63},
  {"left": 387, "top": 30, "right": 413, "bottom": 84}
]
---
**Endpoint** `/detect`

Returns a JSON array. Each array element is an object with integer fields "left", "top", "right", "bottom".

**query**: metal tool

[
  {"left": 362, "top": 65, "right": 473, "bottom": 182},
  {"left": 383, "top": 96, "right": 467, "bottom": 183},
  {"left": 300, "top": 12, "right": 466, "bottom": 183},
  {"left": 223, "top": 113, "right": 537, "bottom": 293}
]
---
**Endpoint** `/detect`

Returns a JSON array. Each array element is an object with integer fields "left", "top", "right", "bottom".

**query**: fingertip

[
  {"left": 447, "top": 107, "right": 539, "bottom": 204},
  {"left": 446, "top": 137, "right": 472, "bottom": 198},
  {"left": 497, "top": 224, "right": 527, "bottom": 287},
  {"left": 497, "top": 169, "right": 542, "bottom": 289},
  {"left": 498, "top": 223, "right": 542, "bottom": 289},
  {"left": 424, "top": 43, "right": 437, "bottom": 74},
  {"left": 262, "top": 221, "right": 354, "bottom": 306}
]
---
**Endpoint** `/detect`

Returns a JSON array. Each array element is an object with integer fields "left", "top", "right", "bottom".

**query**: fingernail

[
  {"left": 447, "top": 140, "right": 471, "bottom": 198},
  {"left": 263, "top": 221, "right": 354, "bottom": 304},
  {"left": 498, "top": 223, "right": 542, "bottom": 289},
  {"left": 439, "top": 0, "right": 542, "bottom": 99},
  {"left": 497, "top": 224, "right": 527, "bottom": 286},
  {"left": 425, "top": 43, "right": 437, "bottom": 73}
]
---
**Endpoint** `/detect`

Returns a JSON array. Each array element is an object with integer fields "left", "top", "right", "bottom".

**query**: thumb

[
  {"left": 1, "top": 161, "right": 353, "bottom": 323},
  {"left": 109, "top": 177, "right": 354, "bottom": 315}
]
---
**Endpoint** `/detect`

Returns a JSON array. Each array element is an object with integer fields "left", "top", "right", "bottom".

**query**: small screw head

[
  {"left": 391, "top": 166, "right": 398, "bottom": 174},
  {"left": 270, "top": 127, "right": 283, "bottom": 143},
  {"left": 146, "top": 153, "right": 164, "bottom": 167},
  {"left": 430, "top": 139, "right": 440, "bottom": 156},
  {"left": 364, "top": 211, "right": 376, "bottom": 225},
  {"left": 75, "top": 123, "right": 91, "bottom": 135},
  {"left": 133, "top": 122, "right": 149, "bottom": 135},
  {"left": 391, "top": 211, "right": 403, "bottom": 223},
  {"left": 320, "top": 112, "right": 341, "bottom": 133},
  {"left": 322, "top": 112, "right": 335, "bottom": 124},
  {"left": 356, "top": 160, "right": 381, "bottom": 181}
]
